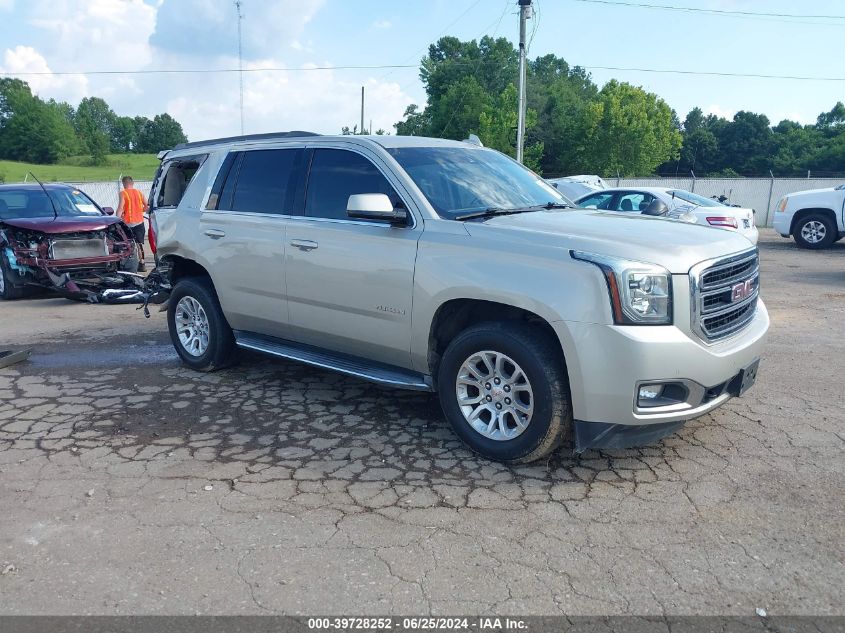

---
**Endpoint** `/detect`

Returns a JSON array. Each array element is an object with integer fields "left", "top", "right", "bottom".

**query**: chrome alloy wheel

[
  {"left": 174, "top": 296, "right": 210, "bottom": 357},
  {"left": 801, "top": 220, "right": 827, "bottom": 244},
  {"left": 455, "top": 350, "right": 534, "bottom": 441}
]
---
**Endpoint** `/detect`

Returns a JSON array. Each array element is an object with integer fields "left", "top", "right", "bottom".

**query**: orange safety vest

[{"left": 120, "top": 188, "right": 146, "bottom": 225}]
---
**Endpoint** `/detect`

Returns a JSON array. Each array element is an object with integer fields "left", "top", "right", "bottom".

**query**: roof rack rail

[{"left": 172, "top": 131, "right": 321, "bottom": 151}]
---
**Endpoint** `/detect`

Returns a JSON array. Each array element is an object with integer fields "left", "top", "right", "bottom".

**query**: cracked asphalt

[{"left": 0, "top": 230, "right": 842, "bottom": 616}]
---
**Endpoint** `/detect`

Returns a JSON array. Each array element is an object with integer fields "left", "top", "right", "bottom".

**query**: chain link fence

[
  {"left": 67, "top": 177, "right": 844, "bottom": 227},
  {"left": 68, "top": 181, "right": 153, "bottom": 211},
  {"left": 612, "top": 176, "right": 844, "bottom": 227}
]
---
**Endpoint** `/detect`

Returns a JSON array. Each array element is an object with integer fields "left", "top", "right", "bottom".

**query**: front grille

[
  {"left": 50, "top": 237, "right": 108, "bottom": 260},
  {"left": 691, "top": 249, "right": 759, "bottom": 342}
]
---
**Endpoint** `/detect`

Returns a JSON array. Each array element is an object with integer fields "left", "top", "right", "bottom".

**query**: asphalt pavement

[{"left": 0, "top": 230, "right": 842, "bottom": 615}]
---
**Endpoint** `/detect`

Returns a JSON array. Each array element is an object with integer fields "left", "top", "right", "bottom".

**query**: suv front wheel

[
  {"left": 793, "top": 213, "right": 836, "bottom": 249},
  {"left": 437, "top": 322, "right": 572, "bottom": 463},
  {"left": 167, "top": 276, "right": 236, "bottom": 371}
]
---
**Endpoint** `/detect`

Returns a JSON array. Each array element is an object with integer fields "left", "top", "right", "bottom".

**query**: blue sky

[{"left": 0, "top": 0, "right": 842, "bottom": 141}]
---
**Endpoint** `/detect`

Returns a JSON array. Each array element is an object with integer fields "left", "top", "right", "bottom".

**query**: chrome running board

[{"left": 234, "top": 332, "right": 433, "bottom": 392}]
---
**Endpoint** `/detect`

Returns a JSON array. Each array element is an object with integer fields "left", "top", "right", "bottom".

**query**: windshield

[
  {"left": 0, "top": 188, "right": 103, "bottom": 221},
  {"left": 386, "top": 146, "right": 571, "bottom": 219},
  {"left": 669, "top": 190, "right": 725, "bottom": 208}
]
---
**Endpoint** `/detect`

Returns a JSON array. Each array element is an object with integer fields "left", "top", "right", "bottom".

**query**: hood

[
  {"left": 463, "top": 209, "right": 755, "bottom": 274},
  {"left": 0, "top": 215, "right": 118, "bottom": 234},
  {"left": 786, "top": 186, "right": 842, "bottom": 198}
]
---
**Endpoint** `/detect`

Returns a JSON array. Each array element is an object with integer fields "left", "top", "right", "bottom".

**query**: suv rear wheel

[
  {"left": 437, "top": 322, "right": 571, "bottom": 463},
  {"left": 793, "top": 213, "right": 836, "bottom": 249},
  {"left": 167, "top": 276, "right": 236, "bottom": 371}
]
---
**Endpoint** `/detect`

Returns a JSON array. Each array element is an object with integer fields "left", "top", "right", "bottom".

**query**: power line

[
  {"left": 437, "top": 0, "right": 512, "bottom": 136},
  {"left": 584, "top": 65, "right": 845, "bottom": 82},
  {"left": 572, "top": 0, "right": 845, "bottom": 20},
  {"left": 376, "top": 0, "right": 486, "bottom": 85},
  {"left": 3, "top": 63, "right": 845, "bottom": 82},
  {"left": 0, "top": 64, "right": 422, "bottom": 76}
]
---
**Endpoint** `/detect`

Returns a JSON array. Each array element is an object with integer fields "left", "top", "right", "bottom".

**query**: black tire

[
  {"left": 0, "top": 252, "right": 24, "bottom": 300},
  {"left": 793, "top": 213, "right": 836, "bottom": 249},
  {"left": 436, "top": 321, "right": 572, "bottom": 464},
  {"left": 167, "top": 276, "right": 236, "bottom": 371}
]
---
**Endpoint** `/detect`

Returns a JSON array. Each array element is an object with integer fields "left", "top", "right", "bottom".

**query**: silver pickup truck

[{"left": 146, "top": 132, "right": 768, "bottom": 463}]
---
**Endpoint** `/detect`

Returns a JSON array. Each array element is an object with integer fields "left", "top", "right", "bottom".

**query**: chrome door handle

[
  {"left": 290, "top": 239, "right": 318, "bottom": 251},
  {"left": 204, "top": 229, "right": 226, "bottom": 239}
]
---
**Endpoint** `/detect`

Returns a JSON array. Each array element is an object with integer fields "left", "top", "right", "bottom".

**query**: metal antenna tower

[{"left": 235, "top": 0, "right": 245, "bottom": 134}]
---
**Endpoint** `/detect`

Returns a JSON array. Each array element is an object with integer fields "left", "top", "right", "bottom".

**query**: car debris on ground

[{"left": 0, "top": 350, "right": 30, "bottom": 369}]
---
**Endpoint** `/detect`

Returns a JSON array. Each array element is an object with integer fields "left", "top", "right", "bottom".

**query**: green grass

[{"left": 0, "top": 154, "right": 159, "bottom": 183}]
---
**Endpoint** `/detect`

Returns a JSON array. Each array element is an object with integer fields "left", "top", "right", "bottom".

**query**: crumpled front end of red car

[{"left": 1, "top": 222, "right": 144, "bottom": 302}]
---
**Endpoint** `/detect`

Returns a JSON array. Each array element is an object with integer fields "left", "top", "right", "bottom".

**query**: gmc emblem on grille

[{"left": 731, "top": 279, "right": 754, "bottom": 302}]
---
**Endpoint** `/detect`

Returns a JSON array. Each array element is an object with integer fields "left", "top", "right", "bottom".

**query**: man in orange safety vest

[{"left": 116, "top": 176, "right": 149, "bottom": 272}]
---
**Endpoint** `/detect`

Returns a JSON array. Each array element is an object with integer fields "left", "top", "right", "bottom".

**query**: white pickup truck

[{"left": 773, "top": 185, "right": 845, "bottom": 249}]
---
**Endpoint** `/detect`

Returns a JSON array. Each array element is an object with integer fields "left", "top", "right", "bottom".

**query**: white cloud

[
  {"left": 704, "top": 104, "right": 735, "bottom": 120},
  {"left": 28, "top": 0, "right": 156, "bottom": 71},
  {"left": 165, "top": 57, "right": 413, "bottom": 140},
  {"left": 150, "top": 0, "right": 325, "bottom": 58},
  {"left": 371, "top": 19, "right": 392, "bottom": 30},
  {"left": 0, "top": 0, "right": 13, "bottom": 10},
  {"left": 2, "top": 0, "right": 413, "bottom": 141},
  {"left": 0, "top": 45, "right": 88, "bottom": 103}
]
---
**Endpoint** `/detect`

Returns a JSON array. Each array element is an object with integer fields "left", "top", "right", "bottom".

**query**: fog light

[
  {"left": 637, "top": 381, "right": 691, "bottom": 409},
  {"left": 638, "top": 385, "right": 663, "bottom": 402}
]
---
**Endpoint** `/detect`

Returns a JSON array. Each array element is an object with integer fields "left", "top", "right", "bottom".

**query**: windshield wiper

[
  {"left": 538, "top": 201, "right": 572, "bottom": 209},
  {"left": 454, "top": 207, "right": 537, "bottom": 221},
  {"left": 454, "top": 202, "right": 572, "bottom": 221}
]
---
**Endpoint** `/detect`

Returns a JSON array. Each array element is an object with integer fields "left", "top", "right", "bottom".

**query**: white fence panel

[
  {"left": 68, "top": 181, "right": 153, "bottom": 211},
  {"left": 615, "top": 177, "right": 844, "bottom": 226}
]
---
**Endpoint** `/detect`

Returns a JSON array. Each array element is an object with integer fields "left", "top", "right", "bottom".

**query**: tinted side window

[
  {"left": 229, "top": 149, "right": 299, "bottom": 214},
  {"left": 613, "top": 192, "right": 654, "bottom": 212},
  {"left": 578, "top": 192, "right": 614, "bottom": 209},
  {"left": 305, "top": 149, "right": 399, "bottom": 221},
  {"left": 206, "top": 153, "right": 238, "bottom": 210}
]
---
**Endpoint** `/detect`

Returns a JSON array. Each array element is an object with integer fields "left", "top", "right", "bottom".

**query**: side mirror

[
  {"left": 103, "top": 206, "right": 115, "bottom": 215},
  {"left": 642, "top": 199, "right": 669, "bottom": 216},
  {"left": 347, "top": 193, "right": 407, "bottom": 225}
]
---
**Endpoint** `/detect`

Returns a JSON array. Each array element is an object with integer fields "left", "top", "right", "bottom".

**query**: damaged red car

[{"left": 0, "top": 183, "right": 144, "bottom": 302}]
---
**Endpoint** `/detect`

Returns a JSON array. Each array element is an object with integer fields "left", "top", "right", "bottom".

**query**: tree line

[
  {"left": 394, "top": 36, "right": 845, "bottom": 177},
  {"left": 0, "top": 78, "right": 188, "bottom": 165}
]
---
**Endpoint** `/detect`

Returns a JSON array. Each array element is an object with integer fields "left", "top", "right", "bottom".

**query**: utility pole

[
  {"left": 360, "top": 86, "right": 365, "bottom": 135},
  {"left": 516, "top": 0, "right": 532, "bottom": 164},
  {"left": 235, "top": 0, "right": 245, "bottom": 135}
]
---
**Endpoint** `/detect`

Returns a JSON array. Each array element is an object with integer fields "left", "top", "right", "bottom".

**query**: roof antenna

[{"left": 28, "top": 172, "right": 59, "bottom": 221}]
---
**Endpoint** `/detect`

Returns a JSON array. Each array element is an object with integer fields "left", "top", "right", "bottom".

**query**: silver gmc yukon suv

[{"left": 146, "top": 132, "right": 768, "bottom": 463}]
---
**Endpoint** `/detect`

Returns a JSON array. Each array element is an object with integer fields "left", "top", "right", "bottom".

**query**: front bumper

[
  {"left": 772, "top": 212, "right": 790, "bottom": 236},
  {"left": 553, "top": 298, "right": 769, "bottom": 437},
  {"left": 740, "top": 225, "right": 759, "bottom": 245}
]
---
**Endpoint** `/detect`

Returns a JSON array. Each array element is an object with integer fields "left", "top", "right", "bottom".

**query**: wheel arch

[
  {"left": 426, "top": 298, "right": 568, "bottom": 389},
  {"left": 789, "top": 207, "right": 837, "bottom": 235},
  {"left": 160, "top": 254, "right": 212, "bottom": 283}
]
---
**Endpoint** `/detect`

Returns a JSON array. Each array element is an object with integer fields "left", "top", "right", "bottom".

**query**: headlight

[
  {"left": 777, "top": 197, "right": 788, "bottom": 212},
  {"left": 571, "top": 251, "right": 672, "bottom": 325}
]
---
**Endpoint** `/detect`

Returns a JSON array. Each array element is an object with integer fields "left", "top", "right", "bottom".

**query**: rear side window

[
  {"left": 155, "top": 155, "right": 206, "bottom": 208},
  {"left": 305, "top": 149, "right": 399, "bottom": 221},
  {"left": 206, "top": 153, "right": 238, "bottom": 210},
  {"left": 578, "top": 192, "right": 614, "bottom": 209},
  {"left": 228, "top": 149, "right": 299, "bottom": 214},
  {"left": 613, "top": 192, "right": 654, "bottom": 212}
]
